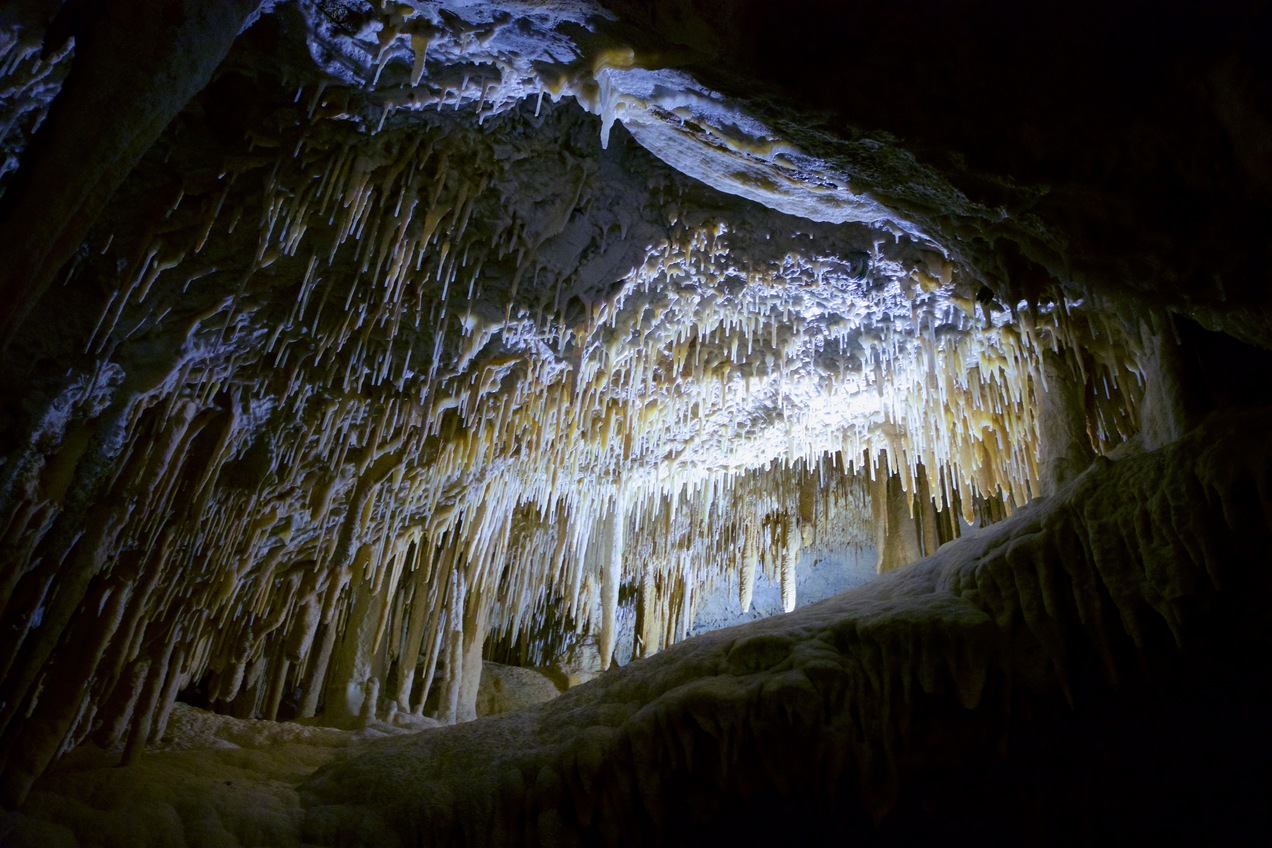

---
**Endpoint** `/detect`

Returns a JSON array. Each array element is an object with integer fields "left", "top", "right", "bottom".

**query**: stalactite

[
  {"left": 781, "top": 518, "right": 799, "bottom": 613},
  {"left": 0, "top": 48, "right": 1146, "bottom": 801}
]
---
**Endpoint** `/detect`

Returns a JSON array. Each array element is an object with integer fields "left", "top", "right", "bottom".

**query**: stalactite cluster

[
  {"left": 0, "top": 0, "right": 1169, "bottom": 810},
  {"left": 0, "top": 26, "right": 69, "bottom": 190},
  {"left": 297, "top": 408, "right": 1272, "bottom": 846}
]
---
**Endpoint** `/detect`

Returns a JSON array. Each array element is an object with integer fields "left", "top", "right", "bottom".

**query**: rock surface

[
  {"left": 476, "top": 661, "right": 564, "bottom": 718},
  {"left": 0, "top": 1, "right": 1269, "bottom": 838}
]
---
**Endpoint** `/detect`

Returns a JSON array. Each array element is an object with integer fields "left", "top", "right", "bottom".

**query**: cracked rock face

[{"left": 0, "top": 1, "right": 1271, "bottom": 843}]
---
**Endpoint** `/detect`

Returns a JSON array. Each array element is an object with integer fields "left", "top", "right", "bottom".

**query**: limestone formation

[{"left": 0, "top": 0, "right": 1270, "bottom": 844}]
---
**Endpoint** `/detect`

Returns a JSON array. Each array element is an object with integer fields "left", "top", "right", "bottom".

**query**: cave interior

[{"left": 2, "top": 0, "right": 1272, "bottom": 845}]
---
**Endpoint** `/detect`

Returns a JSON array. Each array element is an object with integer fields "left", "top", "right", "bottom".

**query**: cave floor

[{"left": 0, "top": 704, "right": 434, "bottom": 848}]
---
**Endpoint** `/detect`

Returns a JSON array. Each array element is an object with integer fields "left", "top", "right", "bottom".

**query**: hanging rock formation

[
  {"left": 0, "top": 0, "right": 1270, "bottom": 843},
  {"left": 299, "top": 409, "right": 1272, "bottom": 845}
]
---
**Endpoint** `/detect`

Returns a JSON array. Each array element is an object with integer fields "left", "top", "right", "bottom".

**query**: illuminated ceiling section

[
  {"left": 221, "top": 1, "right": 1140, "bottom": 674},
  {"left": 0, "top": 0, "right": 1146, "bottom": 742}
]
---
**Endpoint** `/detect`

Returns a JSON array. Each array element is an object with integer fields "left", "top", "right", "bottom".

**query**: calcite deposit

[{"left": 1, "top": 0, "right": 1270, "bottom": 844}]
